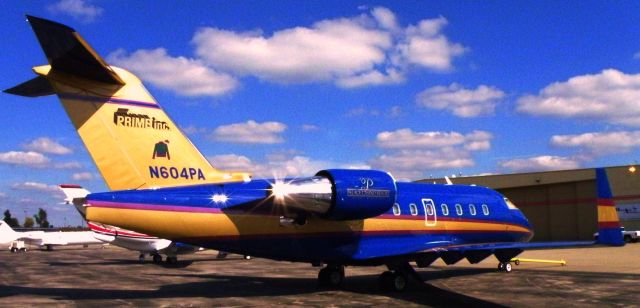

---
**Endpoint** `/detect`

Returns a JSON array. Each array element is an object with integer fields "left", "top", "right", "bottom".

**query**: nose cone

[{"left": 512, "top": 210, "right": 534, "bottom": 242}]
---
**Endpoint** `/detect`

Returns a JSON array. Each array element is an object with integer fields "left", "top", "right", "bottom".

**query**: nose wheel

[{"left": 498, "top": 262, "right": 512, "bottom": 272}]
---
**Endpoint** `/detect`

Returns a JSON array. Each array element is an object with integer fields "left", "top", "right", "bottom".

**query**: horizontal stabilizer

[
  {"left": 26, "top": 15, "right": 124, "bottom": 85},
  {"left": 3, "top": 75, "right": 54, "bottom": 97}
]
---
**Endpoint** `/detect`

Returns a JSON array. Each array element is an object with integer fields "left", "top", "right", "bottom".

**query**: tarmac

[{"left": 0, "top": 243, "right": 638, "bottom": 307}]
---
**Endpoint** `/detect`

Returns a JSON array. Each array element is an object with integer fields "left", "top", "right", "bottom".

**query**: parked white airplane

[
  {"left": 0, "top": 220, "right": 103, "bottom": 251},
  {"left": 59, "top": 184, "right": 202, "bottom": 263}
]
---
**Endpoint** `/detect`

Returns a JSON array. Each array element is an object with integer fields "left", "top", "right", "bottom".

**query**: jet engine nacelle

[{"left": 271, "top": 169, "right": 397, "bottom": 220}]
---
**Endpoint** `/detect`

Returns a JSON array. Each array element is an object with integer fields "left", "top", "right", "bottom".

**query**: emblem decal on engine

[
  {"left": 347, "top": 188, "right": 390, "bottom": 198},
  {"left": 348, "top": 178, "right": 389, "bottom": 197}
]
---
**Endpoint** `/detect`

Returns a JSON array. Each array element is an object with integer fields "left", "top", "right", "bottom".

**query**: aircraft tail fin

[
  {"left": 595, "top": 168, "right": 624, "bottom": 246},
  {"left": 0, "top": 221, "right": 19, "bottom": 244},
  {"left": 6, "top": 16, "right": 250, "bottom": 191}
]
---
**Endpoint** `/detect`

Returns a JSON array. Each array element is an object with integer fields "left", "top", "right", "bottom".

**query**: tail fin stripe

[
  {"left": 596, "top": 198, "right": 615, "bottom": 207},
  {"left": 59, "top": 93, "right": 160, "bottom": 109}
]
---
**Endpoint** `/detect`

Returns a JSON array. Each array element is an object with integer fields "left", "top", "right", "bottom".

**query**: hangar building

[{"left": 419, "top": 166, "right": 640, "bottom": 241}]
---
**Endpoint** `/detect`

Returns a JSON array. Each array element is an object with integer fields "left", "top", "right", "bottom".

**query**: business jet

[
  {"left": 5, "top": 15, "right": 623, "bottom": 291},
  {"left": 59, "top": 184, "right": 202, "bottom": 264},
  {"left": 0, "top": 220, "right": 103, "bottom": 251}
]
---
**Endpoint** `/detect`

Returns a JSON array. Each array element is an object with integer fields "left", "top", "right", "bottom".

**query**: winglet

[{"left": 595, "top": 168, "right": 624, "bottom": 246}]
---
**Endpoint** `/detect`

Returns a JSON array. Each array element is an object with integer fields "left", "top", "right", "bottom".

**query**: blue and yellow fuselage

[{"left": 85, "top": 180, "right": 533, "bottom": 263}]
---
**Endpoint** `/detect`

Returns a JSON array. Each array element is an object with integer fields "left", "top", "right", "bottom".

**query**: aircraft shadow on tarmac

[{"left": 0, "top": 267, "right": 506, "bottom": 307}]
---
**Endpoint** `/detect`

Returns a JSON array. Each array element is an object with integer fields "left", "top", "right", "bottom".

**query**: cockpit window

[{"left": 504, "top": 197, "right": 519, "bottom": 210}]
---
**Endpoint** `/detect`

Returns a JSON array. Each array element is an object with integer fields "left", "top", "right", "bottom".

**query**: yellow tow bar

[{"left": 510, "top": 258, "right": 566, "bottom": 266}]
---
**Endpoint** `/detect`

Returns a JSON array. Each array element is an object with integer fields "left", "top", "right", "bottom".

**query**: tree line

[{"left": 3, "top": 208, "right": 50, "bottom": 228}]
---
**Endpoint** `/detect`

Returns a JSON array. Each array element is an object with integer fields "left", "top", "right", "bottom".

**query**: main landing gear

[{"left": 316, "top": 262, "right": 421, "bottom": 292}]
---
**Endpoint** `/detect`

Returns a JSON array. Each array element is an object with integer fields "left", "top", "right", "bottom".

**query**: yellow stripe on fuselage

[{"left": 86, "top": 207, "right": 529, "bottom": 241}]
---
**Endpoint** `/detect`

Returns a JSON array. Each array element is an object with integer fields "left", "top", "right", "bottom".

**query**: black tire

[
  {"left": 152, "top": 254, "right": 163, "bottom": 264},
  {"left": 497, "top": 263, "right": 505, "bottom": 271},
  {"left": 10, "top": 248, "right": 17, "bottom": 253},
  {"left": 624, "top": 235, "right": 632, "bottom": 243},
  {"left": 504, "top": 262, "right": 512, "bottom": 273},
  {"left": 166, "top": 256, "right": 178, "bottom": 264},
  {"left": 138, "top": 254, "right": 145, "bottom": 263},
  {"left": 379, "top": 271, "right": 407, "bottom": 292},
  {"left": 514, "top": 260, "right": 520, "bottom": 265},
  {"left": 318, "top": 266, "right": 344, "bottom": 288}
]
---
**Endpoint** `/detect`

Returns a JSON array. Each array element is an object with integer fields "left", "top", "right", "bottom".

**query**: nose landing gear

[{"left": 497, "top": 261, "right": 512, "bottom": 272}]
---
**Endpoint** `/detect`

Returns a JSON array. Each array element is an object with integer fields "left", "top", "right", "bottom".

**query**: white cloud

[
  {"left": 371, "top": 7, "right": 398, "bottom": 30},
  {"left": 417, "top": 83, "right": 505, "bottom": 117},
  {"left": 499, "top": 156, "right": 581, "bottom": 172},
  {"left": 23, "top": 137, "right": 72, "bottom": 155},
  {"left": 208, "top": 154, "right": 254, "bottom": 171},
  {"left": 193, "top": 17, "right": 391, "bottom": 85},
  {"left": 375, "top": 129, "right": 492, "bottom": 151},
  {"left": 551, "top": 130, "right": 640, "bottom": 155},
  {"left": 108, "top": 48, "right": 238, "bottom": 97},
  {"left": 370, "top": 149, "right": 474, "bottom": 181},
  {"left": 336, "top": 69, "right": 404, "bottom": 88},
  {"left": 208, "top": 153, "right": 369, "bottom": 178},
  {"left": 210, "top": 120, "right": 286, "bottom": 144},
  {"left": 72, "top": 172, "right": 94, "bottom": 181},
  {"left": 181, "top": 125, "right": 208, "bottom": 135},
  {"left": 54, "top": 162, "right": 82, "bottom": 169},
  {"left": 0, "top": 151, "right": 49, "bottom": 167},
  {"left": 192, "top": 8, "right": 465, "bottom": 88},
  {"left": 395, "top": 16, "right": 467, "bottom": 71},
  {"left": 370, "top": 129, "right": 491, "bottom": 180},
  {"left": 11, "top": 182, "right": 63, "bottom": 197},
  {"left": 0, "top": 192, "right": 6, "bottom": 199},
  {"left": 48, "top": 0, "right": 103, "bottom": 22},
  {"left": 517, "top": 69, "right": 640, "bottom": 126}
]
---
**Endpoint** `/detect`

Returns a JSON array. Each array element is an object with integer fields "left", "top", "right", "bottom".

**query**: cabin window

[
  {"left": 469, "top": 204, "right": 477, "bottom": 216},
  {"left": 482, "top": 204, "right": 489, "bottom": 215},
  {"left": 410, "top": 203, "right": 418, "bottom": 216},
  {"left": 441, "top": 204, "right": 449, "bottom": 216},
  {"left": 455, "top": 204, "right": 463, "bottom": 216},
  {"left": 426, "top": 204, "right": 434, "bottom": 216},
  {"left": 392, "top": 203, "right": 401, "bottom": 216}
]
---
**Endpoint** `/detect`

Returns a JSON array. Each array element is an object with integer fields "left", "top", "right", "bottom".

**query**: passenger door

[{"left": 422, "top": 198, "right": 437, "bottom": 226}]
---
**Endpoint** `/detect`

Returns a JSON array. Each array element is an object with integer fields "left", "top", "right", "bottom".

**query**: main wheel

[
  {"left": 166, "top": 256, "right": 178, "bottom": 264},
  {"left": 379, "top": 271, "right": 407, "bottom": 292},
  {"left": 318, "top": 266, "right": 344, "bottom": 288},
  {"left": 497, "top": 262, "right": 505, "bottom": 271},
  {"left": 152, "top": 254, "right": 163, "bottom": 264},
  {"left": 10, "top": 247, "right": 17, "bottom": 253},
  {"left": 138, "top": 254, "right": 145, "bottom": 263}
]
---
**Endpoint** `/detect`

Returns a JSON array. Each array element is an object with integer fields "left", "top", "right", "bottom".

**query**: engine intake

[{"left": 270, "top": 169, "right": 397, "bottom": 220}]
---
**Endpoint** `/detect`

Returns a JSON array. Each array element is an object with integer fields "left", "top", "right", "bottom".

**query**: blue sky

[{"left": 1, "top": 1, "right": 640, "bottom": 226}]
